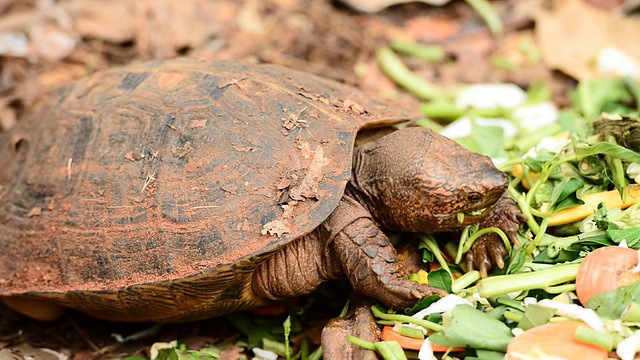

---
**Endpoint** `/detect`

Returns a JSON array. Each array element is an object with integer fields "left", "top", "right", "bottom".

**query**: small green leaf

[
  {"left": 574, "top": 142, "right": 640, "bottom": 164},
  {"left": 428, "top": 305, "right": 514, "bottom": 351},
  {"left": 427, "top": 268, "right": 453, "bottom": 293},
  {"left": 593, "top": 203, "right": 610, "bottom": 230},
  {"left": 550, "top": 177, "right": 584, "bottom": 211},
  {"left": 607, "top": 227, "right": 640, "bottom": 247},
  {"left": 571, "top": 78, "right": 632, "bottom": 117},
  {"left": 558, "top": 110, "right": 589, "bottom": 137},
  {"left": 263, "top": 338, "right": 287, "bottom": 357},
  {"left": 473, "top": 349, "right": 508, "bottom": 360},
  {"left": 471, "top": 123, "right": 507, "bottom": 158},
  {"left": 533, "top": 248, "right": 582, "bottom": 263},
  {"left": 517, "top": 304, "right": 556, "bottom": 330},
  {"left": 156, "top": 349, "right": 218, "bottom": 360},
  {"left": 524, "top": 150, "right": 556, "bottom": 174},
  {"left": 405, "top": 295, "right": 441, "bottom": 315},
  {"left": 587, "top": 279, "right": 640, "bottom": 319},
  {"left": 227, "top": 313, "right": 277, "bottom": 349}
]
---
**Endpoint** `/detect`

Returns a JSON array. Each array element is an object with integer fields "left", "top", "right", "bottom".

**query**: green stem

[
  {"left": 413, "top": 117, "right": 444, "bottom": 132},
  {"left": 339, "top": 299, "right": 351, "bottom": 317},
  {"left": 508, "top": 186, "right": 540, "bottom": 234},
  {"left": 503, "top": 310, "right": 523, "bottom": 323},
  {"left": 577, "top": 80, "right": 596, "bottom": 117},
  {"left": 452, "top": 270, "right": 481, "bottom": 294},
  {"left": 464, "top": 0, "right": 503, "bottom": 36},
  {"left": 308, "top": 346, "right": 322, "bottom": 360},
  {"left": 462, "top": 227, "right": 511, "bottom": 253},
  {"left": 538, "top": 230, "right": 606, "bottom": 247},
  {"left": 606, "top": 135, "right": 627, "bottom": 202},
  {"left": 524, "top": 152, "right": 575, "bottom": 210},
  {"left": 498, "top": 158, "right": 527, "bottom": 171},
  {"left": 543, "top": 283, "right": 576, "bottom": 294},
  {"left": 374, "top": 341, "right": 409, "bottom": 360},
  {"left": 421, "top": 235, "right": 452, "bottom": 276},
  {"left": 621, "top": 302, "right": 640, "bottom": 323},
  {"left": 377, "top": 46, "right": 442, "bottom": 100},
  {"left": 371, "top": 306, "right": 444, "bottom": 332},
  {"left": 495, "top": 296, "right": 526, "bottom": 312},
  {"left": 418, "top": 101, "right": 464, "bottom": 121},
  {"left": 347, "top": 336, "right": 377, "bottom": 351},
  {"left": 455, "top": 225, "right": 473, "bottom": 265},
  {"left": 390, "top": 39, "right": 445, "bottom": 62},
  {"left": 532, "top": 217, "right": 550, "bottom": 247},
  {"left": 399, "top": 326, "right": 425, "bottom": 339},
  {"left": 575, "top": 326, "right": 614, "bottom": 351},
  {"left": 479, "top": 263, "right": 581, "bottom": 298}
]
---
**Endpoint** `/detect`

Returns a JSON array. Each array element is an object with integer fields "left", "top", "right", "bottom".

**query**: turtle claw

[
  {"left": 466, "top": 194, "right": 526, "bottom": 277},
  {"left": 466, "top": 236, "right": 507, "bottom": 277},
  {"left": 376, "top": 276, "right": 445, "bottom": 310}
]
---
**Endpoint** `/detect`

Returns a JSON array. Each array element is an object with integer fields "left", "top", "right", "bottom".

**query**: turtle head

[{"left": 349, "top": 127, "right": 508, "bottom": 233}]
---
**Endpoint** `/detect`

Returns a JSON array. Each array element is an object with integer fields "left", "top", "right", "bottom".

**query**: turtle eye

[{"left": 467, "top": 192, "right": 483, "bottom": 203}]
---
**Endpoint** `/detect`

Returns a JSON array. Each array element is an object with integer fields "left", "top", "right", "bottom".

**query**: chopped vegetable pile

[{"left": 360, "top": 43, "right": 640, "bottom": 360}]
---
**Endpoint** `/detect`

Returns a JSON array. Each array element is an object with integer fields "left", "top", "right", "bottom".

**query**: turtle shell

[{"left": 0, "top": 58, "right": 417, "bottom": 321}]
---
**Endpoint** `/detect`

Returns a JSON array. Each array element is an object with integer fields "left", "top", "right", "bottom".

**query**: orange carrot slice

[
  {"left": 576, "top": 246, "right": 640, "bottom": 305},
  {"left": 506, "top": 322, "right": 607, "bottom": 360},
  {"left": 512, "top": 164, "right": 538, "bottom": 190},
  {"left": 380, "top": 326, "right": 462, "bottom": 352}
]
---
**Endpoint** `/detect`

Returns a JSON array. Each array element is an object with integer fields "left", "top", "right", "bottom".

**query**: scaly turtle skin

[{"left": 0, "top": 58, "right": 522, "bottom": 322}]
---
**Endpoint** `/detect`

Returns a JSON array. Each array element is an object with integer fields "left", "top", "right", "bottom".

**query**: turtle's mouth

[{"left": 456, "top": 207, "right": 491, "bottom": 226}]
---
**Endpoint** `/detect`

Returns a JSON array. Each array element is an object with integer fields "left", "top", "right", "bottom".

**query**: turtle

[{"left": 0, "top": 58, "right": 523, "bottom": 325}]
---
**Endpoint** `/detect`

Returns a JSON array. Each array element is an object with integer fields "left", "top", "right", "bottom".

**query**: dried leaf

[{"left": 536, "top": 0, "right": 640, "bottom": 80}]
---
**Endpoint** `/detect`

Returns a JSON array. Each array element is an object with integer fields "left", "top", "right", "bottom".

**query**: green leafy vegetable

[
  {"left": 427, "top": 268, "right": 453, "bottom": 293},
  {"left": 517, "top": 304, "right": 556, "bottom": 330},
  {"left": 428, "top": 305, "right": 514, "bottom": 352},
  {"left": 587, "top": 280, "right": 640, "bottom": 319}
]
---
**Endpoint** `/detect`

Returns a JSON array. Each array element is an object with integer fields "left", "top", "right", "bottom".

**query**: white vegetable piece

[
  {"left": 411, "top": 294, "right": 472, "bottom": 320},
  {"left": 340, "top": 0, "right": 451, "bottom": 13},
  {"left": 150, "top": 341, "right": 178, "bottom": 360},
  {"left": 252, "top": 347, "right": 279, "bottom": 360},
  {"left": 0, "top": 32, "right": 29, "bottom": 57},
  {"left": 455, "top": 84, "right": 527, "bottom": 110},
  {"left": 524, "top": 131, "right": 571, "bottom": 157},
  {"left": 439, "top": 117, "right": 517, "bottom": 139},
  {"left": 537, "top": 299, "right": 603, "bottom": 331},
  {"left": 597, "top": 47, "right": 640, "bottom": 79},
  {"left": 626, "top": 163, "right": 640, "bottom": 184},
  {"left": 616, "top": 329, "right": 640, "bottom": 360},
  {"left": 418, "top": 339, "right": 438, "bottom": 360},
  {"left": 512, "top": 102, "right": 559, "bottom": 132}
]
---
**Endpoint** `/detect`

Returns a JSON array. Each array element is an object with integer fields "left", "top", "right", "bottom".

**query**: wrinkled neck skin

[{"left": 345, "top": 147, "right": 403, "bottom": 231}]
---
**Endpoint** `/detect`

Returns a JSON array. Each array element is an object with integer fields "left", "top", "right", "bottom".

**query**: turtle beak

[
  {"left": 456, "top": 207, "right": 492, "bottom": 225},
  {"left": 455, "top": 170, "right": 508, "bottom": 225}
]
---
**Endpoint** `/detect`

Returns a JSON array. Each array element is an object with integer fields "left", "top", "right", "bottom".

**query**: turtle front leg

[
  {"left": 466, "top": 193, "right": 527, "bottom": 277},
  {"left": 332, "top": 218, "right": 445, "bottom": 309}
]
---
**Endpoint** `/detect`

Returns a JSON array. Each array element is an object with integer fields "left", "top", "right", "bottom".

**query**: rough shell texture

[{"left": 0, "top": 58, "right": 416, "bottom": 320}]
